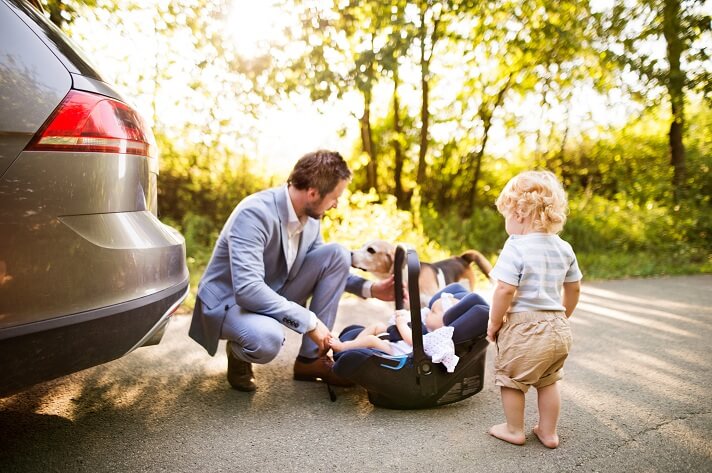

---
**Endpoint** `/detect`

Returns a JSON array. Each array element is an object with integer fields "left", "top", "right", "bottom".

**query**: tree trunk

[
  {"left": 416, "top": 7, "right": 430, "bottom": 186},
  {"left": 535, "top": 75, "right": 551, "bottom": 166},
  {"left": 663, "top": 0, "right": 686, "bottom": 201},
  {"left": 360, "top": 90, "right": 377, "bottom": 191},
  {"left": 467, "top": 75, "right": 513, "bottom": 214},
  {"left": 418, "top": 76, "right": 429, "bottom": 185},
  {"left": 392, "top": 68, "right": 407, "bottom": 208},
  {"left": 467, "top": 122, "right": 491, "bottom": 215}
]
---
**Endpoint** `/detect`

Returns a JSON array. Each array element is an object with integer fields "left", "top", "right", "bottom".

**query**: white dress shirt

[
  {"left": 284, "top": 186, "right": 319, "bottom": 331},
  {"left": 284, "top": 187, "right": 305, "bottom": 273},
  {"left": 283, "top": 186, "right": 372, "bottom": 332}
]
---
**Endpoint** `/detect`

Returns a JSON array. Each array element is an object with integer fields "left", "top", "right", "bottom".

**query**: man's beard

[{"left": 304, "top": 199, "right": 325, "bottom": 219}]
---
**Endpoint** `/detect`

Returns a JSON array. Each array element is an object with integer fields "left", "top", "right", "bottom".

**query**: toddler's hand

[{"left": 486, "top": 321, "right": 500, "bottom": 343}]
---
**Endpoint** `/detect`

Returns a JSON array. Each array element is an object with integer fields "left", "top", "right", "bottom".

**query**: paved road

[{"left": 1, "top": 275, "right": 711, "bottom": 472}]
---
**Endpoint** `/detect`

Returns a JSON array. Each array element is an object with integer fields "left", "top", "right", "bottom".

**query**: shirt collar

[{"left": 285, "top": 186, "right": 305, "bottom": 234}]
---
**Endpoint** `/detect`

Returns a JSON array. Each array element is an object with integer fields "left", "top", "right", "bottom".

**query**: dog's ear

[
  {"left": 385, "top": 252, "right": 394, "bottom": 273},
  {"left": 387, "top": 243, "right": 396, "bottom": 258}
]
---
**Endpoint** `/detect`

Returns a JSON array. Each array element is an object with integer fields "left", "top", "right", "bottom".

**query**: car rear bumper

[
  {"left": 0, "top": 209, "right": 188, "bottom": 328},
  {"left": 0, "top": 277, "right": 189, "bottom": 397}
]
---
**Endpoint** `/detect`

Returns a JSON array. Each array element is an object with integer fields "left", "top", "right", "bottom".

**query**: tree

[
  {"left": 281, "top": 1, "right": 407, "bottom": 192},
  {"left": 601, "top": 0, "right": 711, "bottom": 200},
  {"left": 39, "top": 0, "right": 97, "bottom": 28},
  {"left": 427, "top": 0, "right": 602, "bottom": 214}
]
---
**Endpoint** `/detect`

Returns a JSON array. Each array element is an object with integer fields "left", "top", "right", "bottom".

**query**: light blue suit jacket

[{"left": 189, "top": 186, "right": 365, "bottom": 355}]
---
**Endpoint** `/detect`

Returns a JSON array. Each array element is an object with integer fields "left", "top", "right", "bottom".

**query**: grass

[{"left": 578, "top": 248, "right": 712, "bottom": 281}]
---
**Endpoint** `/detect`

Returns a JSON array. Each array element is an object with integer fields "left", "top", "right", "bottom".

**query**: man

[{"left": 189, "top": 150, "right": 396, "bottom": 391}]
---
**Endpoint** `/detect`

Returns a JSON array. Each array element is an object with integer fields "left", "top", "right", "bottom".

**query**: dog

[{"left": 351, "top": 240, "right": 492, "bottom": 306}]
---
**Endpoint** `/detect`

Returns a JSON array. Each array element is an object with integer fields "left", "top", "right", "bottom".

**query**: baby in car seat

[{"left": 329, "top": 285, "right": 487, "bottom": 372}]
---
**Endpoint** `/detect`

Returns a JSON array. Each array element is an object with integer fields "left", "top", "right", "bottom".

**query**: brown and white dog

[{"left": 351, "top": 239, "right": 492, "bottom": 306}]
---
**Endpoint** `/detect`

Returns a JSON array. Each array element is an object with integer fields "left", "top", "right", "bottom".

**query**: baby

[
  {"left": 329, "top": 296, "right": 452, "bottom": 355},
  {"left": 330, "top": 284, "right": 490, "bottom": 372}
]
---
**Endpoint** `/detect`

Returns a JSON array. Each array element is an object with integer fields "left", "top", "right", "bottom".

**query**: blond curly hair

[{"left": 495, "top": 171, "right": 569, "bottom": 234}]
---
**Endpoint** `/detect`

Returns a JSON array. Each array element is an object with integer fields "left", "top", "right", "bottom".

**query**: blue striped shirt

[{"left": 491, "top": 233, "right": 583, "bottom": 312}]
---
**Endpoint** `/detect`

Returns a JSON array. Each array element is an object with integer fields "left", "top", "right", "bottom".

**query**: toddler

[{"left": 487, "top": 170, "right": 582, "bottom": 449}]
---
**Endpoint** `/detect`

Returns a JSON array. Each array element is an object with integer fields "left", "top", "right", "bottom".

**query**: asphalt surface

[{"left": 1, "top": 275, "right": 711, "bottom": 472}]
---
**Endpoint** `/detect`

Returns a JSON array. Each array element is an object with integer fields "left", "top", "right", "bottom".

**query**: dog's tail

[{"left": 459, "top": 250, "right": 492, "bottom": 277}]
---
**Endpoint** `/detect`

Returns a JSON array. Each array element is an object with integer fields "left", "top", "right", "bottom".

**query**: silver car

[{"left": 0, "top": 0, "right": 189, "bottom": 396}]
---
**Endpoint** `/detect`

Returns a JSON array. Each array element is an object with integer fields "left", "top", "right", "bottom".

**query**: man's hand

[
  {"left": 307, "top": 319, "right": 332, "bottom": 355},
  {"left": 371, "top": 275, "right": 409, "bottom": 303}
]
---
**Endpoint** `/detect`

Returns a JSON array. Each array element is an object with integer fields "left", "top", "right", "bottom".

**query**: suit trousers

[{"left": 221, "top": 243, "right": 351, "bottom": 363}]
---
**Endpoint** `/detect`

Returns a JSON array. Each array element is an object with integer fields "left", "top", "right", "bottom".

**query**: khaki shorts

[{"left": 494, "top": 311, "right": 572, "bottom": 393}]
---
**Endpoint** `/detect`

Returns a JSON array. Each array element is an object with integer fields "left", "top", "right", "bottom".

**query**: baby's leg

[
  {"left": 533, "top": 382, "right": 561, "bottom": 448},
  {"left": 444, "top": 302, "right": 489, "bottom": 344},
  {"left": 330, "top": 334, "right": 393, "bottom": 354},
  {"left": 427, "top": 283, "right": 469, "bottom": 307},
  {"left": 489, "top": 387, "right": 526, "bottom": 445},
  {"left": 359, "top": 322, "right": 389, "bottom": 336}
]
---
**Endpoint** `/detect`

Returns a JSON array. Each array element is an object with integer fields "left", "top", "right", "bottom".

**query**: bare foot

[
  {"left": 532, "top": 424, "right": 559, "bottom": 448},
  {"left": 329, "top": 337, "right": 345, "bottom": 353},
  {"left": 488, "top": 423, "right": 525, "bottom": 445}
]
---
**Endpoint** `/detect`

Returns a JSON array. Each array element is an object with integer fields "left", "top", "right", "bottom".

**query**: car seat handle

[
  {"left": 394, "top": 245, "right": 406, "bottom": 311},
  {"left": 393, "top": 245, "right": 429, "bottom": 367}
]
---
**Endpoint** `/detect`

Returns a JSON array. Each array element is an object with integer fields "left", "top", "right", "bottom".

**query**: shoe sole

[
  {"left": 293, "top": 374, "right": 322, "bottom": 382},
  {"left": 228, "top": 382, "right": 257, "bottom": 392},
  {"left": 293, "top": 373, "right": 355, "bottom": 387}
]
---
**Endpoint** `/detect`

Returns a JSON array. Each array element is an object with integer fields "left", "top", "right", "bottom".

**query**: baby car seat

[{"left": 333, "top": 245, "right": 489, "bottom": 409}]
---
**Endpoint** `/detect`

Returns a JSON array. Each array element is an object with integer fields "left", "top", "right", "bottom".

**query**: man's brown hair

[{"left": 287, "top": 150, "right": 352, "bottom": 196}]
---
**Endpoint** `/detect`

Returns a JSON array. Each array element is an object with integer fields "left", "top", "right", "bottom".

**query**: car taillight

[{"left": 26, "top": 89, "right": 157, "bottom": 160}]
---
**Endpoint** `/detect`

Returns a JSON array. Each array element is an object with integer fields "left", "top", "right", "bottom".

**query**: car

[{"left": 0, "top": 0, "right": 189, "bottom": 396}]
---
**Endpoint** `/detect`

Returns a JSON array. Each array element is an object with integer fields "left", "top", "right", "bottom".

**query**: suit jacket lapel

[
  {"left": 274, "top": 186, "right": 290, "bottom": 266},
  {"left": 288, "top": 218, "right": 317, "bottom": 279}
]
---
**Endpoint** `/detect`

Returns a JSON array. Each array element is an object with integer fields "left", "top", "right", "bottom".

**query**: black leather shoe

[
  {"left": 293, "top": 356, "right": 354, "bottom": 387},
  {"left": 226, "top": 341, "right": 256, "bottom": 392}
]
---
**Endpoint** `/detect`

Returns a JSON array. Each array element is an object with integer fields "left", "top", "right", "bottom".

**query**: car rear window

[{"left": 5, "top": 0, "right": 105, "bottom": 81}]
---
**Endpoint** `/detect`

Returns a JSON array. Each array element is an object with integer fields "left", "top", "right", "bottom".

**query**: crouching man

[{"left": 189, "top": 150, "right": 395, "bottom": 391}]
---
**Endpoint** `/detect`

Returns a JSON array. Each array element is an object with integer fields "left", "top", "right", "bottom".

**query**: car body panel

[
  {"left": 0, "top": 0, "right": 72, "bottom": 177},
  {"left": 0, "top": 208, "right": 188, "bottom": 329},
  {"left": 71, "top": 73, "right": 127, "bottom": 103},
  {"left": 0, "top": 151, "right": 153, "bottom": 217},
  {"left": 3, "top": 0, "right": 104, "bottom": 80}
]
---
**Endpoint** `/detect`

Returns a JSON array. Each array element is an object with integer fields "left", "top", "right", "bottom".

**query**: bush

[
  {"left": 421, "top": 193, "right": 711, "bottom": 281},
  {"left": 181, "top": 212, "right": 217, "bottom": 258},
  {"left": 322, "top": 189, "right": 449, "bottom": 262},
  {"left": 421, "top": 205, "right": 506, "bottom": 256}
]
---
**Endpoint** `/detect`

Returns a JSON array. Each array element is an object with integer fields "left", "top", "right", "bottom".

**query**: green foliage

[
  {"left": 554, "top": 104, "right": 698, "bottom": 208},
  {"left": 578, "top": 248, "right": 712, "bottom": 280},
  {"left": 180, "top": 212, "right": 217, "bottom": 258},
  {"left": 419, "top": 99, "right": 712, "bottom": 281},
  {"left": 565, "top": 197, "right": 676, "bottom": 253},
  {"left": 156, "top": 134, "right": 269, "bottom": 231},
  {"left": 421, "top": 205, "right": 506, "bottom": 256},
  {"left": 321, "top": 190, "right": 450, "bottom": 263},
  {"left": 39, "top": 0, "right": 97, "bottom": 28}
]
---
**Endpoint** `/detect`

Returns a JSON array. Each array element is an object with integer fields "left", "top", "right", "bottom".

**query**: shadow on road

[{"left": 1, "top": 276, "right": 710, "bottom": 472}]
